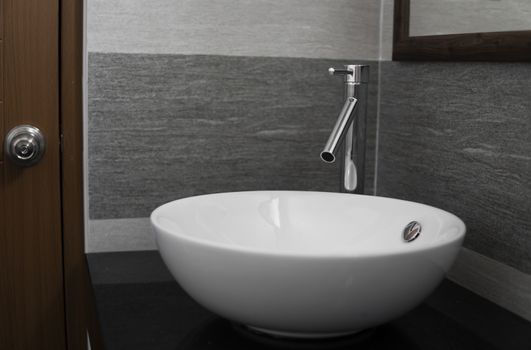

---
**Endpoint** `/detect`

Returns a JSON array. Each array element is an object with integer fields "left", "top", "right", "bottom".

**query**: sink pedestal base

[{"left": 245, "top": 325, "right": 363, "bottom": 339}]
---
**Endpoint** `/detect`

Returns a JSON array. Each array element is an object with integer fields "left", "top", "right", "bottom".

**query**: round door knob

[{"left": 4, "top": 125, "right": 46, "bottom": 167}]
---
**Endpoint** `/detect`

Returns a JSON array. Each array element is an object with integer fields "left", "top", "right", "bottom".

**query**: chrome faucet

[{"left": 321, "top": 65, "right": 369, "bottom": 194}]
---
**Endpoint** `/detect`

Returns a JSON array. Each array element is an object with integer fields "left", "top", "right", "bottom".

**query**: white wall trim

[
  {"left": 449, "top": 247, "right": 531, "bottom": 322},
  {"left": 87, "top": 218, "right": 156, "bottom": 253}
]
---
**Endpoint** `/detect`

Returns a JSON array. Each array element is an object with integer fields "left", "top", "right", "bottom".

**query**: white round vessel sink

[{"left": 151, "top": 191, "right": 466, "bottom": 339}]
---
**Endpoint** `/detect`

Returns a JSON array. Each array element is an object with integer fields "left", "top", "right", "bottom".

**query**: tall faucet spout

[
  {"left": 320, "top": 97, "right": 358, "bottom": 163},
  {"left": 321, "top": 64, "right": 369, "bottom": 194}
]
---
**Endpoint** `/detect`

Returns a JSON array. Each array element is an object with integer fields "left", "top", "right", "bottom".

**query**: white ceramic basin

[{"left": 151, "top": 191, "right": 466, "bottom": 339}]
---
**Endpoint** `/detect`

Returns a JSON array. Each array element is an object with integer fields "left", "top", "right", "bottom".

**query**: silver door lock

[{"left": 4, "top": 125, "right": 46, "bottom": 167}]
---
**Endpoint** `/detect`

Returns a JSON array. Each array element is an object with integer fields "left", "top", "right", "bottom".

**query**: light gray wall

[
  {"left": 88, "top": 0, "right": 382, "bottom": 60},
  {"left": 379, "top": 0, "right": 394, "bottom": 60}
]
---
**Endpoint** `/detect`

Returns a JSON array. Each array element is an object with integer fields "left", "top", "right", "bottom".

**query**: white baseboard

[{"left": 448, "top": 247, "right": 531, "bottom": 322}]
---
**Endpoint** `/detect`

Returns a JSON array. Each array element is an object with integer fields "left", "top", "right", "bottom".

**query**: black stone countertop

[{"left": 87, "top": 251, "right": 531, "bottom": 350}]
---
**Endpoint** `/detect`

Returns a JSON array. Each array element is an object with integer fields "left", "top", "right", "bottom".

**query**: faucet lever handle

[
  {"left": 328, "top": 67, "right": 353, "bottom": 76},
  {"left": 328, "top": 65, "right": 369, "bottom": 84}
]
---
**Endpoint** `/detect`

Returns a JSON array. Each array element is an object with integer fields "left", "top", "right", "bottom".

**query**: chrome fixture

[
  {"left": 321, "top": 65, "right": 369, "bottom": 193},
  {"left": 4, "top": 125, "right": 46, "bottom": 167},
  {"left": 403, "top": 221, "right": 422, "bottom": 242}
]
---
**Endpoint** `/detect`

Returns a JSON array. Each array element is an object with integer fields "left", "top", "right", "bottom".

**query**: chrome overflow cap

[{"left": 403, "top": 221, "right": 421, "bottom": 242}]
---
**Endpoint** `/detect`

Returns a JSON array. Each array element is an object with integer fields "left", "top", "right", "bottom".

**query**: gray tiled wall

[
  {"left": 88, "top": 53, "right": 379, "bottom": 220},
  {"left": 377, "top": 61, "right": 531, "bottom": 274}
]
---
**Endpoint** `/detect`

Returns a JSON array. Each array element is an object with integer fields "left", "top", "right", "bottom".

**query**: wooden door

[{"left": 0, "top": 0, "right": 66, "bottom": 349}]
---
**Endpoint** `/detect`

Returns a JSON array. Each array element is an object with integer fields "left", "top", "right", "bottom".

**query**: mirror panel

[
  {"left": 393, "top": 0, "right": 531, "bottom": 61},
  {"left": 409, "top": 0, "right": 531, "bottom": 36}
]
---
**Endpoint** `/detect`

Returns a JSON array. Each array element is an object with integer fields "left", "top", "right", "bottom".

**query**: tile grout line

[
  {"left": 372, "top": 0, "right": 386, "bottom": 196},
  {"left": 372, "top": 62, "right": 382, "bottom": 196}
]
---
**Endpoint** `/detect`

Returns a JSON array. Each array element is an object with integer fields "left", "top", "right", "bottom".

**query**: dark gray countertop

[{"left": 87, "top": 251, "right": 531, "bottom": 350}]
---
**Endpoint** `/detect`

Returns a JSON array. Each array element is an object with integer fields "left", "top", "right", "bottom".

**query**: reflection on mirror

[{"left": 409, "top": 0, "right": 531, "bottom": 36}]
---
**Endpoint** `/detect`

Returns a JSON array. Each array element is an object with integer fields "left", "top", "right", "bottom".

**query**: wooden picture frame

[{"left": 393, "top": 0, "right": 531, "bottom": 61}]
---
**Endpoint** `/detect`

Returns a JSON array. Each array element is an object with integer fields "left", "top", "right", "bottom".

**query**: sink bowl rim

[{"left": 151, "top": 190, "right": 466, "bottom": 259}]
